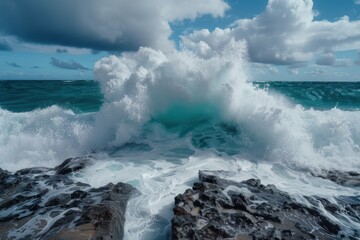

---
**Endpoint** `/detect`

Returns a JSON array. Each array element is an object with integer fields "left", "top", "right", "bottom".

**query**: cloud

[
  {"left": 91, "top": 50, "right": 100, "bottom": 55},
  {"left": 0, "top": 0, "right": 228, "bottom": 52},
  {"left": 289, "top": 68, "right": 299, "bottom": 75},
  {"left": 268, "top": 66, "right": 279, "bottom": 74},
  {"left": 56, "top": 48, "right": 68, "bottom": 53},
  {"left": 0, "top": 39, "right": 12, "bottom": 51},
  {"left": 252, "top": 63, "right": 279, "bottom": 74},
  {"left": 355, "top": 51, "right": 360, "bottom": 65},
  {"left": 316, "top": 52, "right": 336, "bottom": 66},
  {"left": 182, "top": 0, "right": 360, "bottom": 65},
  {"left": 356, "top": 0, "right": 360, "bottom": 5},
  {"left": 6, "top": 61, "right": 21, "bottom": 68},
  {"left": 161, "top": 0, "right": 228, "bottom": 21},
  {"left": 315, "top": 52, "right": 353, "bottom": 67},
  {"left": 334, "top": 59, "right": 353, "bottom": 67},
  {"left": 50, "top": 57, "right": 89, "bottom": 70},
  {"left": 307, "top": 68, "right": 326, "bottom": 76}
]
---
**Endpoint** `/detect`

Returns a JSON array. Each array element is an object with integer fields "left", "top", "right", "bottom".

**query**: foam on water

[
  {"left": 0, "top": 106, "right": 94, "bottom": 171},
  {"left": 255, "top": 81, "right": 360, "bottom": 111},
  {"left": 72, "top": 148, "right": 360, "bottom": 239},
  {"left": 78, "top": 40, "right": 360, "bottom": 237},
  {"left": 1, "top": 39, "right": 359, "bottom": 172},
  {"left": 1, "top": 38, "right": 360, "bottom": 239},
  {"left": 91, "top": 39, "right": 360, "bottom": 171}
]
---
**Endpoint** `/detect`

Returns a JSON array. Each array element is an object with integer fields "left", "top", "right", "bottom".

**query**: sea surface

[
  {"left": 1, "top": 81, "right": 360, "bottom": 112},
  {"left": 1, "top": 78, "right": 360, "bottom": 239}
]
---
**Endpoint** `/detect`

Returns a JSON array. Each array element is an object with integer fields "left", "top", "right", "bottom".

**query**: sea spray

[
  {"left": 92, "top": 40, "right": 360, "bottom": 238},
  {"left": 0, "top": 106, "right": 93, "bottom": 170},
  {"left": 92, "top": 39, "right": 360, "bottom": 171},
  {"left": 92, "top": 40, "right": 248, "bottom": 149},
  {"left": 1, "top": 39, "right": 360, "bottom": 239},
  {"left": 1, "top": 39, "right": 360, "bottom": 172}
]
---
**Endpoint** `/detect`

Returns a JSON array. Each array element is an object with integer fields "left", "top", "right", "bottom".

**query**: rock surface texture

[
  {"left": 0, "top": 157, "right": 137, "bottom": 240},
  {"left": 172, "top": 171, "right": 360, "bottom": 240},
  {"left": 314, "top": 170, "right": 360, "bottom": 187}
]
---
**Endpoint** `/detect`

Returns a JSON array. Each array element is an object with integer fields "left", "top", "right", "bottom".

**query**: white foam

[
  {"left": 90, "top": 41, "right": 360, "bottom": 238},
  {"left": 91, "top": 41, "right": 248, "bottom": 149},
  {"left": 1, "top": 36, "right": 360, "bottom": 239},
  {"left": 1, "top": 39, "right": 359, "bottom": 172},
  {"left": 72, "top": 149, "right": 360, "bottom": 240},
  {"left": 91, "top": 39, "right": 360, "bottom": 171},
  {"left": 0, "top": 106, "right": 93, "bottom": 171}
]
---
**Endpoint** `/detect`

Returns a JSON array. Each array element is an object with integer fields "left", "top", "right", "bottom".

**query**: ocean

[{"left": 1, "top": 49, "right": 360, "bottom": 239}]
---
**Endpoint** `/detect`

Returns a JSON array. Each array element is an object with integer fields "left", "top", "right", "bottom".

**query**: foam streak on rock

[
  {"left": 0, "top": 157, "right": 137, "bottom": 240},
  {"left": 172, "top": 171, "right": 360, "bottom": 239}
]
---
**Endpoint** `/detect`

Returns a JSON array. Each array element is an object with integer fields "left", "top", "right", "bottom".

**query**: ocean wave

[
  {"left": 92, "top": 39, "right": 360, "bottom": 171},
  {"left": 1, "top": 39, "right": 360, "bottom": 174},
  {"left": 0, "top": 106, "right": 94, "bottom": 170},
  {"left": 2, "top": 40, "right": 360, "bottom": 240}
]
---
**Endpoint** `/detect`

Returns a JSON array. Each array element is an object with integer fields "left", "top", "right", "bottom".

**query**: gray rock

[
  {"left": 314, "top": 170, "right": 360, "bottom": 187},
  {"left": 172, "top": 170, "right": 360, "bottom": 240},
  {"left": 0, "top": 157, "right": 137, "bottom": 240}
]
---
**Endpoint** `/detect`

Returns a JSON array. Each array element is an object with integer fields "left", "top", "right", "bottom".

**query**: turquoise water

[
  {"left": 255, "top": 81, "right": 360, "bottom": 111},
  {"left": 0, "top": 80, "right": 103, "bottom": 113},
  {"left": 2, "top": 79, "right": 359, "bottom": 159},
  {"left": 1, "top": 80, "right": 360, "bottom": 239},
  {"left": 1, "top": 80, "right": 359, "bottom": 113}
]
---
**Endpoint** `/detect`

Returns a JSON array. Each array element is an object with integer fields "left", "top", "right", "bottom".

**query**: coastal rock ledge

[
  {"left": 0, "top": 157, "right": 137, "bottom": 240},
  {"left": 172, "top": 171, "right": 360, "bottom": 240}
]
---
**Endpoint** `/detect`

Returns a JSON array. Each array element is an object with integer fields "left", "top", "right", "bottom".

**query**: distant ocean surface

[
  {"left": 0, "top": 80, "right": 103, "bottom": 113},
  {"left": 1, "top": 81, "right": 359, "bottom": 113},
  {"left": 1, "top": 79, "right": 360, "bottom": 239}
]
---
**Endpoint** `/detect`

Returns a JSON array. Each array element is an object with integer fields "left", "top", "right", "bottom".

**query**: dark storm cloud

[
  {"left": 0, "top": 0, "right": 171, "bottom": 52},
  {"left": 0, "top": 0, "right": 228, "bottom": 52},
  {"left": 0, "top": 40, "right": 12, "bottom": 51},
  {"left": 50, "top": 57, "right": 89, "bottom": 70},
  {"left": 6, "top": 62, "right": 21, "bottom": 68},
  {"left": 56, "top": 48, "right": 68, "bottom": 53}
]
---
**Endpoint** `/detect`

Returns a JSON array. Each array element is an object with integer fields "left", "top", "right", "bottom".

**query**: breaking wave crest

[
  {"left": 91, "top": 39, "right": 360, "bottom": 171},
  {"left": 1, "top": 39, "right": 360, "bottom": 173}
]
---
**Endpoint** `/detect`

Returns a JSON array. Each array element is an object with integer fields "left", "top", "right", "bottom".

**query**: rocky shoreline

[
  {"left": 0, "top": 157, "right": 137, "bottom": 240},
  {"left": 172, "top": 171, "right": 360, "bottom": 240},
  {"left": 1, "top": 158, "right": 360, "bottom": 240}
]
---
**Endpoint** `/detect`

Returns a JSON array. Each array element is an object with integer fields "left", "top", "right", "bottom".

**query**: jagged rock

[
  {"left": 314, "top": 170, "right": 360, "bottom": 187},
  {"left": 172, "top": 170, "right": 360, "bottom": 240},
  {"left": 0, "top": 157, "right": 137, "bottom": 240},
  {"left": 54, "top": 157, "right": 92, "bottom": 175}
]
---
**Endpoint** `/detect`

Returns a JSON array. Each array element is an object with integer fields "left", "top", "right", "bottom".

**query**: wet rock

[
  {"left": 0, "top": 157, "right": 137, "bottom": 240},
  {"left": 172, "top": 170, "right": 360, "bottom": 240},
  {"left": 314, "top": 170, "right": 360, "bottom": 187},
  {"left": 54, "top": 157, "right": 92, "bottom": 175}
]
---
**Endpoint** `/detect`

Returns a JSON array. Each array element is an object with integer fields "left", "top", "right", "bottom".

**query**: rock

[
  {"left": 54, "top": 157, "right": 93, "bottom": 175},
  {"left": 172, "top": 170, "right": 360, "bottom": 240},
  {"left": 0, "top": 157, "right": 137, "bottom": 240},
  {"left": 314, "top": 170, "right": 360, "bottom": 187},
  {"left": 0, "top": 168, "right": 9, "bottom": 181}
]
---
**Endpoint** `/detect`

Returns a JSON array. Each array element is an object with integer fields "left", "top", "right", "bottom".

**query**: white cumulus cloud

[{"left": 182, "top": 0, "right": 360, "bottom": 65}]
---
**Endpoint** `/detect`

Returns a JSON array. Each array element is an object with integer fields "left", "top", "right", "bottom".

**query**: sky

[{"left": 0, "top": 0, "right": 360, "bottom": 81}]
